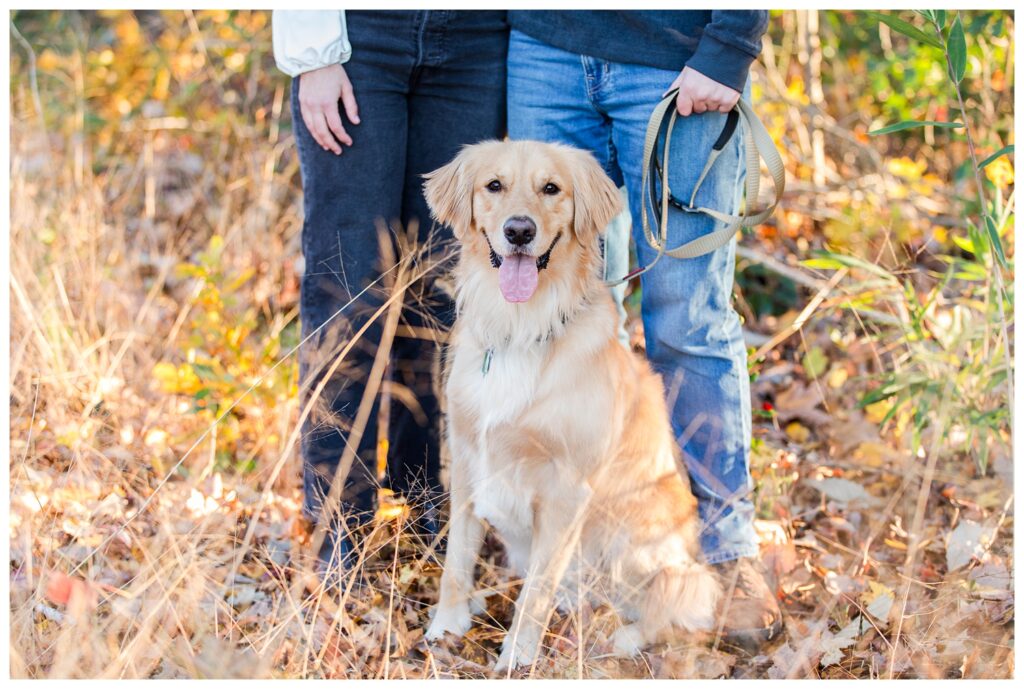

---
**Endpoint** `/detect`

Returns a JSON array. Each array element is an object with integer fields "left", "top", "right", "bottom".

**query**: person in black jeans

[{"left": 273, "top": 10, "right": 508, "bottom": 572}]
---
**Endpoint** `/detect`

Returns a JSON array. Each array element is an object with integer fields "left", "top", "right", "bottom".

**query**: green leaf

[
  {"left": 951, "top": 264, "right": 988, "bottom": 282},
  {"left": 859, "top": 378, "right": 911, "bottom": 408},
  {"left": 978, "top": 144, "right": 1014, "bottom": 169},
  {"left": 869, "top": 120, "right": 963, "bottom": 135},
  {"left": 984, "top": 215, "right": 1007, "bottom": 268},
  {"left": 192, "top": 362, "right": 216, "bottom": 380},
  {"left": 917, "top": 10, "right": 946, "bottom": 29},
  {"left": 825, "top": 252, "right": 898, "bottom": 281},
  {"left": 966, "top": 13, "right": 989, "bottom": 36},
  {"left": 954, "top": 158, "right": 975, "bottom": 183},
  {"left": 948, "top": 15, "right": 967, "bottom": 83},
  {"left": 864, "top": 10, "right": 944, "bottom": 49},
  {"left": 968, "top": 222, "right": 990, "bottom": 261}
]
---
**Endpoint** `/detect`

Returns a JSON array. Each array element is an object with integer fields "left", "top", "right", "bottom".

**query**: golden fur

[{"left": 423, "top": 140, "right": 720, "bottom": 671}]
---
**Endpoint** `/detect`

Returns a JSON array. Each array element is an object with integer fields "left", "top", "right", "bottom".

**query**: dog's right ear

[{"left": 423, "top": 150, "right": 474, "bottom": 240}]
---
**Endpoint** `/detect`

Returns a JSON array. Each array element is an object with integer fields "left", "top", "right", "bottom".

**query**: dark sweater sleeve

[{"left": 685, "top": 11, "right": 769, "bottom": 92}]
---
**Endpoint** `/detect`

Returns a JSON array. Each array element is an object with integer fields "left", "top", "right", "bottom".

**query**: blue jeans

[
  {"left": 293, "top": 11, "right": 508, "bottom": 527},
  {"left": 507, "top": 29, "right": 756, "bottom": 564}
]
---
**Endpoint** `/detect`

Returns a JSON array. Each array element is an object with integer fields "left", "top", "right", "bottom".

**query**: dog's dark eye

[
  {"left": 542, "top": 182, "right": 560, "bottom": 195},
  {"left": 486, "top": 179, "right": 503, "bottom": 193}
]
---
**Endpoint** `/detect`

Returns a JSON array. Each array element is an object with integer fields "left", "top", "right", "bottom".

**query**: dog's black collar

[{"left": 481, "top": 230, "right": 563, "bottom": 271}]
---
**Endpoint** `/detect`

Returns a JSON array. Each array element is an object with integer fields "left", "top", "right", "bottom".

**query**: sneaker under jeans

[{"left": 713, "top": 557, "right": 784, "bottom": 653}]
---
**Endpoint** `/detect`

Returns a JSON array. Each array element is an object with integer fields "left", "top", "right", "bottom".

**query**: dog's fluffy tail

[{"left": 640, "top": 563, "right": 721, "bottom": 639}]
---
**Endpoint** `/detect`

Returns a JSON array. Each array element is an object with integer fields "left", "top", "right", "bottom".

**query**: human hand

[
  {"left": 297, "top": 63, "right": 360, "bottom": 154},
  {"left": 667, "top": 66, "right": 740, "bottom": 116}
]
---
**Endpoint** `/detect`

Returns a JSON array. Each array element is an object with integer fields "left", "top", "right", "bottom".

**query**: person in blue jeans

[
  {"left": 506, "top": 10, "right": 780, "bottom": 650},
  {"left": 273, "top": 10, "right": 508, "bottom": 571}
]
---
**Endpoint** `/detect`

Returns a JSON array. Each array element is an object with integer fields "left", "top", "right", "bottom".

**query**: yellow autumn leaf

[
  {"left": 785, "top": 422, "right": 811, "bottom": 443},
  {"left": 225, "top": 52, "right": 246, "bottom": 72},
  {"left": 887, "top": 180, "right": 910, "bottom": 200},
  {"left": 827, "top": 367, "right": 849, "bottom": 389},
  {"left": 887, "top": 156, "right": 927, "bottom": 181},
  {"left": 864, "top": 399, "right": 893, "bottom": 425},
  {"left": 37, "top": 49, "right": 61, "bottom": 71},
  {"left": 153, "top": 68, "right": 170, "bottom": 101},
  {"left": 860, "top": 581, "right": 895, "bottom": 624},
  {"left": 377, "top": 438, "right": 390, "bottom": 478},
  {"left": 226, "top": 325, "right": 245, "bottom": 349},
  {"left": 175, "top": 364, "right": 202, "bottom": 395},
  {"left": 862, "top": 580, "right": 894, "bottom": 604},
  {"left": 786, "top": 77, "right": 810, "bottom": 105},
  {"left": 220, "top": 418, "right": 241, "bottom": 444},
  {"left": 884, "top": 537, "right": 907, "bottom": 551},
  {"left": 985, "top": 156, "right": 1014, "bottom": 188},
  {"left": 152, "top": 361, "right": 180, "bottom": 392},
  {"left": 376, "top": 503, "right": 408, "bottom": 522},
  {"left": 853, "top": 441, "right": 893, "bottom": 468}
]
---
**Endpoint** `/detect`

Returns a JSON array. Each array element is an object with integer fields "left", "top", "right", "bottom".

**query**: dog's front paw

[
  {"left": 425, "top": 603, "right": 473, "bottom": 641},
  {"left": 494, "top": 628, "right": 542, "bottom": 673},
  {"left": 611, "top": 623, "right": 646, "bottom": 657},
  {"left": 469, "top": 590, "right": 488, "bottom": 615}
]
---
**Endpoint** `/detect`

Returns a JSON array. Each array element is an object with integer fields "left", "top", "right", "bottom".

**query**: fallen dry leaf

[
  {"left": 946, "top": 520, "right": 989, "bottom": 572},
  {"left": 805, "top": 477, "right": 876, "bottom": 505},
  {"left": 774, "top": 382, "right": 831, "bottom": 426}
]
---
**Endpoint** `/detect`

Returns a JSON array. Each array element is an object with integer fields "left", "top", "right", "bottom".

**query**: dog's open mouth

[{"left": 484, "top": 232, "right": 562, "bottom": 304}]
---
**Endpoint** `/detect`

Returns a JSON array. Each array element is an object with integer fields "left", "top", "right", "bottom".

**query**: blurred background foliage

[{"left": 10, "top": 10, "right": 1012, "bottom": 253}]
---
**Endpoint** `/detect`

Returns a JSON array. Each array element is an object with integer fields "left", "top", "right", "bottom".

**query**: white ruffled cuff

[{"left": 272, "top": 10, "right": 352, "bottom": 77}]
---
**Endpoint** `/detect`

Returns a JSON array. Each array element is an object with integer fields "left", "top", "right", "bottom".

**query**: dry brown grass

[
  {"left": 9, "top": 119, "right": 1014, "bottom": 679},
  {"left": 6, "top": 111, "right": 706, "bottom": 679}
]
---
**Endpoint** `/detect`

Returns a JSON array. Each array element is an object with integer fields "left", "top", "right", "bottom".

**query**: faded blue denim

[{"left": 507, "top": 29, "right": 757, "bottom": 564}]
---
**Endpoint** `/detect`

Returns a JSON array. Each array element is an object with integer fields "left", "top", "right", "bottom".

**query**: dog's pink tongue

[{"left": 497, "top": 254, "right": 538, "bottom": 303}]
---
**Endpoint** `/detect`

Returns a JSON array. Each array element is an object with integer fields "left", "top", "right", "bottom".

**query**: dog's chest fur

[
  {"left": 447, "top": 336, "right": 548, "bottom": 569},
  {"left": 445, "top": 289, "right": 618, "bottom": 574},
  {"left": 452, "top": 339, "right": 544, "bottom": 428}
]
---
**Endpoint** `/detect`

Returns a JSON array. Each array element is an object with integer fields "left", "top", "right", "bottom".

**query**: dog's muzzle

[{"left": 482, "top": 230, "right": 562, "bottom": 271}]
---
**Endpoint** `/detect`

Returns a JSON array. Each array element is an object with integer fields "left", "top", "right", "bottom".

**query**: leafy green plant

[{"left": 811, "top": 10, "right": 1013, "bottom": 472}]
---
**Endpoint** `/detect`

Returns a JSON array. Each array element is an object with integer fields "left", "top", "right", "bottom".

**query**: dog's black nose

[{"left": 503, "top": 216, "right": 536, "bottom": 246}]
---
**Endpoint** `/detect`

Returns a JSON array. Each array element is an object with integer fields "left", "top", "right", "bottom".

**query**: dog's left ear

[
  {"left": 570, "top": 149, "right": 623, "bottom": 246},
  {"left": 423, "top": 149, "right": 475, "bottom": 240}
]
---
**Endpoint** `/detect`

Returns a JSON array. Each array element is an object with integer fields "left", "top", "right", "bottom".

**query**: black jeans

[{"left": 293, "top": 10, "right": 508, "bottom": 529}]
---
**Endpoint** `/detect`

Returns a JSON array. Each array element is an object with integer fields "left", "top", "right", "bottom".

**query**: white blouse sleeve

[{"left": 272, "top": 10, "right": 352, "bottom": 77}]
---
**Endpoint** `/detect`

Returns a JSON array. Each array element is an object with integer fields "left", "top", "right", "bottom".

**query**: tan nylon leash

[{"left": 607, "top": 88, "right": 786, "bottom": 286}]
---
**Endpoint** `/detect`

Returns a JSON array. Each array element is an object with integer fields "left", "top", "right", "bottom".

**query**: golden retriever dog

[{"left": 422, "top": 140, "right": 720, "bottom": 671}]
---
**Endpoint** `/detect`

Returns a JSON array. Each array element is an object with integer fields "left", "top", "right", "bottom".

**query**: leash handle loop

[{"left": 607, "top": 89, "right": 785, "bottom": 287}]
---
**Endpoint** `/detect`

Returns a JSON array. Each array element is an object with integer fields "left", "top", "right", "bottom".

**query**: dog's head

[{"left": 424, "top": 140, "right": 622, "bottom": 304}]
